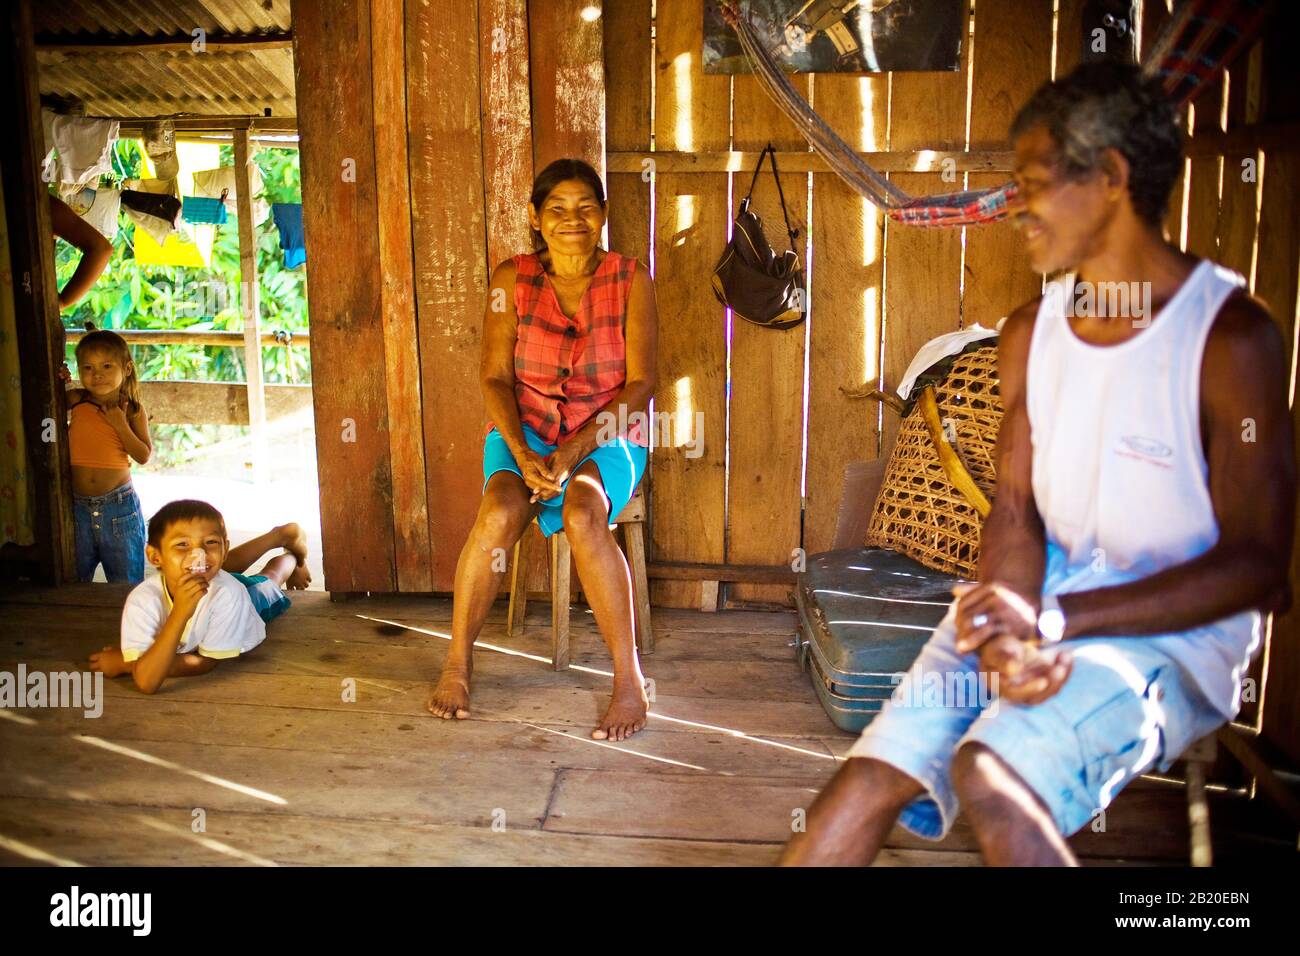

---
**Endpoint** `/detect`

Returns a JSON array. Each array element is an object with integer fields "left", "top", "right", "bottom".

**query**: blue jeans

[
  {"left": 845, "top": 604, "right": 1226, "bottom": 839},
  {"left": 74, "top": 481, "right": 146, "bottom": 583}
]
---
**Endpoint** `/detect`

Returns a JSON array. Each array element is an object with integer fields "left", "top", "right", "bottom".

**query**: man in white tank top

[{"left": 783, "top": 62, "right": 1295, "bottom": 865}]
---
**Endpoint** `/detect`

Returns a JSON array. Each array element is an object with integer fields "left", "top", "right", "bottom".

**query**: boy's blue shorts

[
  {"left": 229, "top": 571, "right": 292, "bottom": 624},
  {"left": 482, "top": 423, "right": 648, "bottom": 538}
]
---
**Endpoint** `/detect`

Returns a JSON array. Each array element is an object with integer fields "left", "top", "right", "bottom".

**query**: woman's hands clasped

[{"left": 519, "top": 443, "right": 586, "bottom": 504}]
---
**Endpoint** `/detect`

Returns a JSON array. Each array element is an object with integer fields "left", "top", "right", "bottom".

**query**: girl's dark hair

[
  {"left": 528, "top": 158, "right": 606, "bottom": 250},
  {"left": 74, "top": 329, "right": 142, "bottom": 412},
  {"left": 147, "top": 499, "right": 227, "bottom": 548},
  {"left": 1010, "top": 61, "right": 1184, "bottom": 227}
]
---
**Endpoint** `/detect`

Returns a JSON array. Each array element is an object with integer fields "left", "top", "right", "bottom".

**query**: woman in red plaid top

[{"left": 427, "top": 159, "right": 658, "bottom": 742}]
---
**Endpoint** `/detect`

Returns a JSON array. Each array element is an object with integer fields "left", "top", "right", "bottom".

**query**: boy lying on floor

[{"left": 89, "top": 500, "right": 311, "bottom": 694}]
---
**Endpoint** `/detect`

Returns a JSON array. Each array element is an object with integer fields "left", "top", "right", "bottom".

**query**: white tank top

[{"left": 1027, "top": 259, "right": 1262, "bottom": 717}]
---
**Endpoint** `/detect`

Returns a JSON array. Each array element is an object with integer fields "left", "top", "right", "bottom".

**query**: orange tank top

[{"left": 69, "top": 396, "right": 130, "bottom": 469}]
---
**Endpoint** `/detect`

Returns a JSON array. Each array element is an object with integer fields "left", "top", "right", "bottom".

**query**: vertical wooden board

[
  {"left": 880, "top": 3, "right": 970, "bottom": 455},
  {"left": 967, "top": 0, "right": 1052, "bottom": 150},
  {"left": 803, "top": 73, "right": 889, "bottom": 556},
  {"left": 372, "top": 0, "right": 433, "bottom": 592},
  {"left": 292, "top": 0, "right": 397, "bottom": 592},
  {"left": 480, "top": 0, "right": 535, "bottom": 271},
  {"left": 1256, "top": 14, "right": 1300, "bottom": 764},
  {"left": 1213, "top": 48, "right": 1267, "bottom": 730},
  {"left": 406, "top": 0, "right": 491, "bottom": 591},
  {"left": 728, "top": 45, "right": 807, "bottom": 606},
  {"left": 1055, "top": 0, "right": 1087, "bottom": 78},
  {"left": 527, "top": 0, "right": 608, "bottom": 600},
  {"left": 1185, "top": 81, "right": 1224, "bottom": 260},
  {"left": 1, "top": 0, "right": 75, "bottom": 581},
  {"left": 479, "top": 0, "right": 537, "bottom": 596},
  {"left": 1142, "top": 0, "right": 1188, "bottom": 247},
  {"left": 650, "top": 0, "right": 729, "bottom": 609},
  {"left": 1140, "top": 0, "right": 1171, "bottom": 62},
  {"left": 1254, "top": 151, "right": 1299, "bottom": 346},
  {"left": 604, "top": 0, "right": 652, "bottom": 260},
  {"left": 603, "top": 2, "right": 653, "bottom": 603},
  {"left": 529, "top": 0, "right": 606, "bottom": 174},
  {"left": 963, "top": 171, "right": 1042, "bottom": 331},
  {"left": 1215, "top": 46, "right": 1261, "bottom": 284},
  {"left": 963, "top": 0, "right": 1051, "bottom": 332},
  {"left": 880, "top": 174, "right": 963, "bottom": 459},
  {"left": 1254, "top": 152, "right": 1299, "bottom": 759}
]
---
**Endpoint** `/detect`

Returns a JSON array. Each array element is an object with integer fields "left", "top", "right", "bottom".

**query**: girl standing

[{"left": 67, "top": 330, "right": 152, "bottom": 582}]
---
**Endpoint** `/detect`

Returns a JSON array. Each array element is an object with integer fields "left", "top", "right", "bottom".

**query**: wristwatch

[{"left": 1036, "top": 593, "right": 1067, "bottom": 646}]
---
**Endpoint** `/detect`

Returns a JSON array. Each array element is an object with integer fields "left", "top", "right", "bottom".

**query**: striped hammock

[{"left": 718, "top": 0, "right": 1271, "bottom": 227}]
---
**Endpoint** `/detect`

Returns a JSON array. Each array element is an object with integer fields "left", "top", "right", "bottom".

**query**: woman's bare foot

[
  {"left": 278, "top": 523, "right": 312, "bottom": 589},
  {"left": 427, "top": 660, "right": 473, "bottom": 720},
  {"left": 592, "top": 678, "right": 650, "bottom": 741},
  {"left": 89, "top": 645, "right": 129, "bottom": 678}
]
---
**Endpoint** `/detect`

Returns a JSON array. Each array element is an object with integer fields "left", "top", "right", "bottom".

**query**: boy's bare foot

[
  {"left": 89, "top": 645, "right": 129, "bottom": 678},
  {"left": 286, "top": 564, "right": 312, "bottom": 590},
  {"left": 427, "top": 661, "right": 473, "bottom": 720},
  {"left": 278, "top": 522, "right": 312, "bottom": 588},
  {"left": 592, "top": 678, "right": 649, "bottom": 741}
]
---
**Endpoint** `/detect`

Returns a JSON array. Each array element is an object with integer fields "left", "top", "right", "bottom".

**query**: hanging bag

[{"left": 711, "top": 143, "right": 806, "bottom": 329}]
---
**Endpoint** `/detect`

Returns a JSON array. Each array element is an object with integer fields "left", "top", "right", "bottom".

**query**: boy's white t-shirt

[{"left": 120, "top": 569, "right": 267, "bottom": 662}]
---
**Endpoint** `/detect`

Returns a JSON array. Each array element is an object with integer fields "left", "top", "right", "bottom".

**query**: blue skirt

[{"left": 482, "top": 423, "right": 647, "bottom": 537}]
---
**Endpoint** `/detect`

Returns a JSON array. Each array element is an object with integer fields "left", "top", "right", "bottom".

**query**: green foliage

[{"left": 55, "top": 139, "right": 309, "bottom": 466}]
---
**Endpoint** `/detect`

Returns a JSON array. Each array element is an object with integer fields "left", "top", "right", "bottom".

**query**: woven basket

[{"left": 864, "top": 344, "right": 1002, "bottom": 577}]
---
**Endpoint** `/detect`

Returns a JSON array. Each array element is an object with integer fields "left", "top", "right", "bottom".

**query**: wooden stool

[
  {"left": 505, "top": 486, "right": 653, "bottom": 670},
  {"left": 1182, "top": 732, "right": 1219, "bottom": 867}
]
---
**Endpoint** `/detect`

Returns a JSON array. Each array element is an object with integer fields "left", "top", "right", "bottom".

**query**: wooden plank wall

[
  {"left": 293, "top": 0, "right": 1300, "bottom": 768},
  {"left": 611, "top": 0, "right": 1074, "bottom": 608},
  {"left": 648, "top": 0, "right": 730, "bottom": 611}
]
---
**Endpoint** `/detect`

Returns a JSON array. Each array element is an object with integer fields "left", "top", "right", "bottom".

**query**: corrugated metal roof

[
  {"left": 32, "top": 0, "right": 290, "bottom": 38},
  {"left": 33, "top": 0, "right": 294, "bottom": 121}
]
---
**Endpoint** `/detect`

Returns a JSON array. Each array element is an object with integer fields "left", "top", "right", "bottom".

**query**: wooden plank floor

[{"left": 0, "top": 584, "right": 1289, "bottom": 866}]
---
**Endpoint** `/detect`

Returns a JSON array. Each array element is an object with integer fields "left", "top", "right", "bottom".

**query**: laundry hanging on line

[
  {"left": 132, "top": 221, "right": 214, "bottom": 268},
  {"left": 40, "top": 110, "right": 120, "bottom": 189},
  {"left": 193, "top": 166, "right": 271, "bottom": 225},
  {"left": 183, "top": 194, "right": 228, "bottom": 225},
  {"left": 142, "top": 119, "right": 179, "bottom": 180},
  {"left": 271, "top": 202, "right": 306, "bottom": 269},
  {"left": 59, "top": 185, "right": 122, "bottom": 241},
  {"left": 120, "top": 189, "right": 182, "bottom": 245}
]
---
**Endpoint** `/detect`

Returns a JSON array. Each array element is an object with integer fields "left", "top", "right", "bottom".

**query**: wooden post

[
  {"left": 0, "top": 0, "right": 75, "bottom": 582},
  {"left": 232, "top": 125, "right": 267, "bottom": 483},
  {"left": 529, "top": 0, "right": 606, "bottom": 174},
  {"left": 294, "top": 0, "right": 400, "bottom": 593},
  {"left": 372, "top": 0, "right": 434, "bottom": 592},
  {"left": 405, "top": 0, "right": 492, "bottom": 591}
]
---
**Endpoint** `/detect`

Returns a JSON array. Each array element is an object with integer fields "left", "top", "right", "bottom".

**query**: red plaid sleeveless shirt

[{"left": 485, "top": 250, "right": 648, "bottom": 447}]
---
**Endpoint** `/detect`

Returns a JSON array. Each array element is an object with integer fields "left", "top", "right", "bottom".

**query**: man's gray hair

[{"left": 1010, "top": 62, "right": 1185, "bottom": 227}]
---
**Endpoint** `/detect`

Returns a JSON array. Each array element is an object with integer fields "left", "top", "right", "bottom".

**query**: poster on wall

[{"left": 704, "top": 0, "right": 965, "bottom": 74}]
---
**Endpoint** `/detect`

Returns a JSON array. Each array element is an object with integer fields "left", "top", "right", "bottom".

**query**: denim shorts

[
  {"left": 482, "top": 423, "right": 648, "bottom": 538},
  {"left": 73, "top": 481, "right": 145, "bottom": 583},
  {"left": 845, "top": 606, "right": 1227, "bottom": 839}
]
